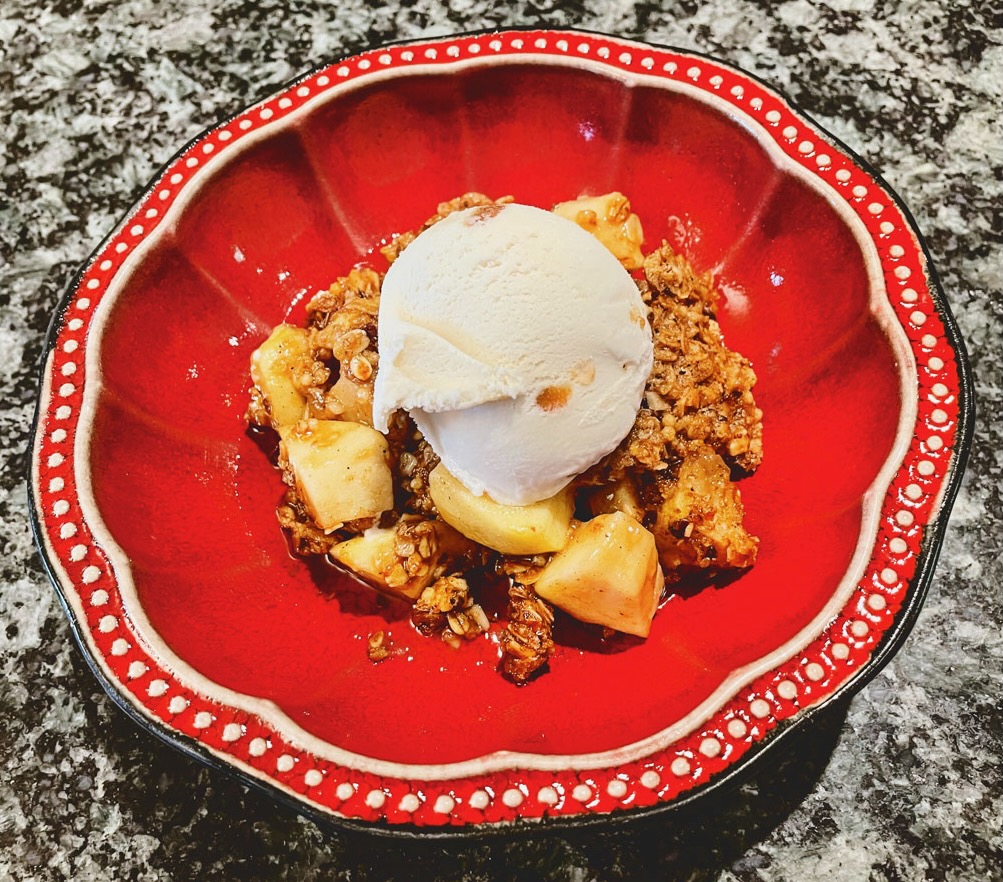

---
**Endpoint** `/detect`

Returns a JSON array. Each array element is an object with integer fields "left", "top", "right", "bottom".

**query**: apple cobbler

[{"left": 245, "top": 192, "right": 763, "bottom": 683}]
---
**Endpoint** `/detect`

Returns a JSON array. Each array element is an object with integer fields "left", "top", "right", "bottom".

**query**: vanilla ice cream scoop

[{"left": 372, "top": 203, "right": 653, "bottom": 506}]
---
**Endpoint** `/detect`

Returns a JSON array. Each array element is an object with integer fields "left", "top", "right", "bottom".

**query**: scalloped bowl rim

[{"left": 28, "top": 28, "right": 973, "bottom": 831}]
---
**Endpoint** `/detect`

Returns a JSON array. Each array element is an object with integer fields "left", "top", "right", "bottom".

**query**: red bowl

[{"left": 29, "top": 29, "right": 973, "bottom": 832}]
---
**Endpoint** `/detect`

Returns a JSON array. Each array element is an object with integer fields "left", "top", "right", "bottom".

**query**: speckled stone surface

[{"left": 2, "top": 1, "right": 1000, "bottom": 879}]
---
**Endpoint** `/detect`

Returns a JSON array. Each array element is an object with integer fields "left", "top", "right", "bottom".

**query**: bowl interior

[{"left": 87, "top": 62, "right": 902, "bottom": 766}]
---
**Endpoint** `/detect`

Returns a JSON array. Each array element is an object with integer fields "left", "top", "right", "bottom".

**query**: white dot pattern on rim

[
  {"left": 750, "top": 699, "right": 771, "bottom": 719},
  {"left": 222, "top": 723, "right": 242, "bottom": 742},
  {"left": 640, "top": 770, "right": 661, "bottom": 789},
  {"left": 502, "top": 788, "right": 524, "bottom": 808},
  {"left": 538, "top": 786, "right": 559, "bottom": 805},
  {"left": 607, "top": 779, "right": 628, "bottom": 798},
  {"left": 777, "top": 680, "right": 798, "bottom": 700},
  {"left": 805, "top": 663, "right": 826, "bottom": 682},
  {"left": 433, "top": 794, "right": 455, "bottom": 814},
  {"left": 699, "top": 737, "right": 722, "bottom": 758},
  {"left": 670, "top": 757, "right": 691, "bottom": 776}
]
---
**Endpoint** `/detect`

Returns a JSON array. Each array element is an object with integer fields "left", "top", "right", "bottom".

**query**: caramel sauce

[{"left": 536, "top": 385, "right": 571, "bottom": 411}]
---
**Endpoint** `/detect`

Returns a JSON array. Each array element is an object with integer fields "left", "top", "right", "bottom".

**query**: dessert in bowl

[
  {"left": 29, "top": 30, "right": 972, "bottom": 831},
  {"left": 248, "top": 190, "right": 762, "bottom": 680}
]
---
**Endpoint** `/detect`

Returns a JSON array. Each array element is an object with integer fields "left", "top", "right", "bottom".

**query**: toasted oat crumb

[
  {"left": 412, "top": 575, "right": 472, "bottom": 636},
  {"left": 640, "top": 242, "right": 763, "bottom": 473},
  {"left": 501, "top": 584, "right": 555, "bottom": 683},
  {"left": 367, "top": 630, "right": 390, "bottom": 662},
  {"left": 380, "top": 193, "right": 513, "bottom": 263}
]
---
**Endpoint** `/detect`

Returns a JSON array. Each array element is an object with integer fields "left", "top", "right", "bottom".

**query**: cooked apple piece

[
  {"left": 652, "top": 446, "right": 758, "bottom": 572},
  {"left": 534, "top": 511, "right": 664, "bottom": 638},
  {"left": 330, "top": 517, "right": 472, "bottom": 602},
  {"left": 552, "top": 192, "right": 645, "bottom": 270},
  {"left": 279, "top": 419, "right": 393, "bottom": 531},
  {"left": 428, "top": 464, "right": 574, "bottom": 555},
  {"left": 249, "top": 324, "right": 312, "bottom": 427},
  {"left": 587, "top": 477, "right": 645, "bottom": 523},
  {"left": 326, "top": 374, "right": 374, "bottom": 425}
]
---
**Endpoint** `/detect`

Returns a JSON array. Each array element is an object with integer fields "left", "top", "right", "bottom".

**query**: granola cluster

[{"left": 247, "top": 194, "right": 764, "bottom": 683}]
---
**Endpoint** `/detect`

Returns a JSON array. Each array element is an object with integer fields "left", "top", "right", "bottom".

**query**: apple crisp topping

[{"left": 246, "top": 192, "right": 763, "bottom": 683}]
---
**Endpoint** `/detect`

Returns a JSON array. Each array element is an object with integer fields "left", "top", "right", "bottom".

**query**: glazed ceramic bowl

[{"left": 29, "top": 29, "right": 972, "bottom": 833}]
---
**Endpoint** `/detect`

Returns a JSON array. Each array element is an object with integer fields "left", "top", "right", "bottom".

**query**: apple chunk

[
  {"left": 249, "top": 324, "right": 311, "bottom": 427},
  {"left": 587, "top": 477, "right": 645, "bottom": 523},
  {"left": 428, "top": 464, "right": 573, "bottom": 555},
  {"left": 534, "top": 512, "right": 665, "bottom": 638},
  {"left": 552, "top": 192, "right": 645, "bottom": 270},
  {"left": 279, "top": 419, "right": 393, "bottom": 531},
  {"left": 330, "top": 517, "right": 471, "bottom": 602}
]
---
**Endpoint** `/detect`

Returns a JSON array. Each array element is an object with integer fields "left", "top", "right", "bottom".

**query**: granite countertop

[{"left": 2, "top": 1, "right": 1000, "bottom": 879}]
